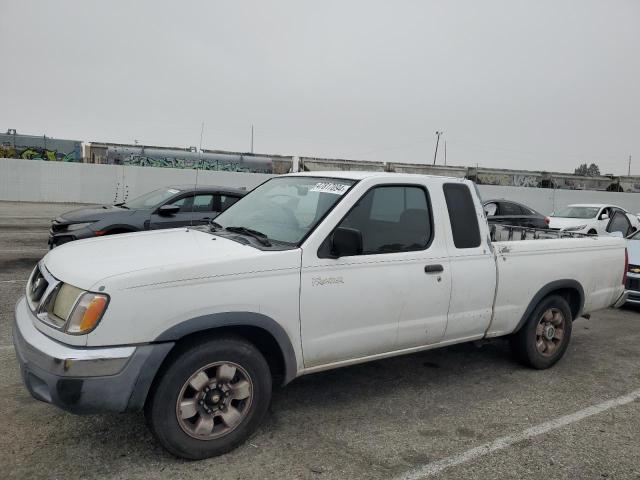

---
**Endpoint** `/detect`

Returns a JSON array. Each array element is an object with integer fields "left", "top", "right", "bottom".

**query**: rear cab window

[{"left": 443, "top": 183, "right": 481, "bottom": 249}]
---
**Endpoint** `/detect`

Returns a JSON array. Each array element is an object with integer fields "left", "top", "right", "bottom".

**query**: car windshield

[
  {"left": 124, "top": 187, "right": 181, "bottom": 209},
  {"left": 214, "top": 176, "right": 356, "bottom": 245},
  {"left": 554, "top": 206, "right": 600, "bottom": 219}
]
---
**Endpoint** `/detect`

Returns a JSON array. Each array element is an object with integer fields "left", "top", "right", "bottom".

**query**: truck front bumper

[
  {"left": 13, "top": 296, "right": 173, "bottom": 414},
  {"left": 613, "top": 290, "right": 630, "bottom": 308}
]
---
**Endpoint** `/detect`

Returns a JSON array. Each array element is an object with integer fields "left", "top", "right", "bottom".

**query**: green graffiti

[
  {"left": 13, "top": 147, "right": 78, "bottom": 161},
  {"left": 120, "top": 154, "right": 269, "bottom": 173},
  {"left": 0, "top": 145, "right": 17, "bottom": 158}
]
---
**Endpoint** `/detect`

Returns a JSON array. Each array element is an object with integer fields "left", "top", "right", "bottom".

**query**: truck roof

[{"left": 285, "top": 170, "right": 466, "bottom": 182}]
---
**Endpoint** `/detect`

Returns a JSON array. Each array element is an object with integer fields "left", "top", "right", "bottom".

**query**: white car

[
  {"left": 548, "top": 204, "right": 640, "bottom": 236},
  {"left": 13, "top": 172, "right": 628, "bottom": 459}
]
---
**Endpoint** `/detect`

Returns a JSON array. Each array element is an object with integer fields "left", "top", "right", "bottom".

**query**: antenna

[
  {"left": 433, "top": 130, "right": 443, "bottom": 165},
  {"left": 190, "top": 122, "right": 205, "bottom": 228}
]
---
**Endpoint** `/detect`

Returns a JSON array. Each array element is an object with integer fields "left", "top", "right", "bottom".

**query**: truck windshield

[
  {"left": 554, "top": 206, "right": 599, "bottom": 219},
  {"left": 214, "top": 177, "right": 356, "bottom": 245}
]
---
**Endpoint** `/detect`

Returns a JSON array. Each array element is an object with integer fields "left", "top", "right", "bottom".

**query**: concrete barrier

[
  {"left": 476, "top": 184, "right": 640, "bottom": 215},
  {"left": 0, "top": 158, "right": 272, "bottom": 204},
  {"left": 2, "top": 158, "right": 640, "bottom": 215}
]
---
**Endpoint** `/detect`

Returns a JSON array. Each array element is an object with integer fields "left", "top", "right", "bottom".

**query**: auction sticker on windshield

[{"left": 310, "top": 182, "right": 350, "bottom": 195}]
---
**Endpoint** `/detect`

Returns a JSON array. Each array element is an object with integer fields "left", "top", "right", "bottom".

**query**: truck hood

[
  {"left": 548, "top": 217, "right": 593, "bottom": 230},
  {"left": 56, "top": 205, "right": 135, "bottom": 223},
  {"left": 43, "top": 228, "right": 300, "bottom": 290}
]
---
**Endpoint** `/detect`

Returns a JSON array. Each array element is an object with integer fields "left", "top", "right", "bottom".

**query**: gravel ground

[{"left": 1, "top": 201, "right": 639, "bottom": 480}]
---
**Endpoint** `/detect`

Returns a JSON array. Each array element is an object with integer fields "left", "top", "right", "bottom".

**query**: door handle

[{"left": 424, "top": 264, "right": 444, "bottom": 274}]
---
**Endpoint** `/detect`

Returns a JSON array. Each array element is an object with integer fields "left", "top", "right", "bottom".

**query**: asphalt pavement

[{"left": 1, "top": 201, "right": 639, "bottom": 480}]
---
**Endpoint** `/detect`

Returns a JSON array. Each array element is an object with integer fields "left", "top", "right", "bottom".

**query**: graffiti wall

[
  {"left": 103, "top": 145, "right": 273, "bottom": 173},
  {"left": 0, "top": 132, "right": 82, "bottom": 162}
]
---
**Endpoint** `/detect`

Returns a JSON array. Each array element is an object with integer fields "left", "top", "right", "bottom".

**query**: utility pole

[
  {"left": 433, "top": 131, "right": 443, "bottom": 165},
  {"left": 628, "top": 155, "right": 632, "bottom": 176},
  {"left": 250, "top": 125, "right": 254, "bottom": 154}
]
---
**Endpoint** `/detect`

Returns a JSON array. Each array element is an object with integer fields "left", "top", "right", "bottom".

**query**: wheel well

[
  {"left": 549, "top": 288, "right": 582, "bottom": 319},
  {"left": 163, "top": 325, "right": 286, "bottom": 383},
  {"left": 588, "top": 229, "right": 597, "bottom": 234}
]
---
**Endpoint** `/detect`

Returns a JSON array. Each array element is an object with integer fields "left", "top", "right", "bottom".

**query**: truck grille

[
  {"left": 26, "top": 263, "right": 65, "bottom": 328},
  {"left": 626, "top": 277, "right": 640, "bottom": 292},
  {"left": 27, "top": 265, "right": 49, "bottom": 306}
]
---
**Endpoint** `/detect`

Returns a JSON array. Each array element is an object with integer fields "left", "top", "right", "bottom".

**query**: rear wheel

[
  {"left": 510, "top": 295, "right": 572, "bottom": 369},
  {"left": 588, "top": 229, "right": 597, "bottom": 235},
  {"left": 145, "top": 336, "right": 272, "bottom": 459}
]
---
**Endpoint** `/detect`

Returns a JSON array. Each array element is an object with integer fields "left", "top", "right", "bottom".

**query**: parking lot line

[{"left": 396, "top": 387, "right": 640, "bottom": 480}]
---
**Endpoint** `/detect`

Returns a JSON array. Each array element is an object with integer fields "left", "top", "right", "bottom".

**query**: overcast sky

[{"left": 1, "top": 0, "right": 638, "bottom": 174}]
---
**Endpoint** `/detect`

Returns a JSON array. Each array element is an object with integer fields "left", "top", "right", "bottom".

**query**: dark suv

[{"left": 49, "top": 185, "right": 245, "bottom": 247}]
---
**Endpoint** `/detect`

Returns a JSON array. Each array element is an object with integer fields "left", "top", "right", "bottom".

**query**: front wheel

[
  {"left": 510, "top": 295, "right": 573, "bottom": 369},
  {"left": 145, "top": 336, "right": 272, "bottom": 459}
]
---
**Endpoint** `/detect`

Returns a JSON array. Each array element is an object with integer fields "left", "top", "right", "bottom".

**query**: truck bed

[
  {"left": 490, "top": 223, "right": 593, "bottom": 242},
  {"left": 486, "top": 233, "right": 625, "bottom": 338}
]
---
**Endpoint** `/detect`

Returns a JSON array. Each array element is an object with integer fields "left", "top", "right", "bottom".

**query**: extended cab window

[
  {"left": 443, "top": 183, "right": 481, "bottom": 249},
  {"left": 337, "top": 185, "right": 432, "bottom": 255}
]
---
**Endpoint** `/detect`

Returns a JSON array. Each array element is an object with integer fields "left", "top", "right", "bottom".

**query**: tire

[
  {"left": 588, "top": 229, "right": 597, "bottom": 235},
  {"left": 145, "top": 336, "right": 272, "bottom": 459},
  {"left": 510, "top": 295, "right": 573, "bottom": 369}
]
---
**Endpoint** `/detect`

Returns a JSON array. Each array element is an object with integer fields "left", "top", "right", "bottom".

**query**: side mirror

[
  {"left": 600, "top": 213, "right": 609, "bottom": 220},
  {"left": 158, "top": 204, "right": 180, "bottom": 216},
  {"left": 330, "top": 227, "right": 363, "bottom": 258}
]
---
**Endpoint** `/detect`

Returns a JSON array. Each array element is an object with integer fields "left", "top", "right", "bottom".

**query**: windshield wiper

[
  {"left": 225, "top": 226, "right": 272, "bottom": 247},
  {"left": 113, "top": 202, "right": 129, "bottom": 209},
  {"left": 209, "top": 220, "right": 223, "bottom": 231}
]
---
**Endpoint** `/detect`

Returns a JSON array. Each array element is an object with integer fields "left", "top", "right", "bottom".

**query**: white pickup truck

[{"left": 14, "top": 172, "right": 628, "bottom": 459}]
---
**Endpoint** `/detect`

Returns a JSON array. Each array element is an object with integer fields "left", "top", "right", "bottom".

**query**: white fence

[{"left": 2, "top": 158, "right": 640, "bottom": 215}]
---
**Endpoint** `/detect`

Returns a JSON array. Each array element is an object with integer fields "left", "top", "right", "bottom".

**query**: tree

[{"left": 574, "top": 163, "right": 601, "bottom": 176}]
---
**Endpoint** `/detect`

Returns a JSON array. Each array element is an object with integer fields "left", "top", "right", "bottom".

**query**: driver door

[{"left": 300, "top": 183, "right": 451, "bottom": 368}]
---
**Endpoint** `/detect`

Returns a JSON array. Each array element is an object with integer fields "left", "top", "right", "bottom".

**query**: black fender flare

[
  {"left": 513, "top": 279, "right": 585, "bottom": 333},
  {"left": 154, "top": 312, "right": 298, "bottom": 385}
]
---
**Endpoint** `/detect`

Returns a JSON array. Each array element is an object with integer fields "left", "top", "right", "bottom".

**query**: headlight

[
  {"left": 52, "top": 283, "right": 84, "bottom": 321},
  {"left": 66, "top": 222, "right": 93, "bottom": 231},
  {"left": 47, "top": 283, "right": 109, "bottom": 334},
  {"left": 66, "top": 292, "right": 109, "bottom": 334},
  {"left": 563, "top": 224, "right": 587, "bottom": 231}
]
